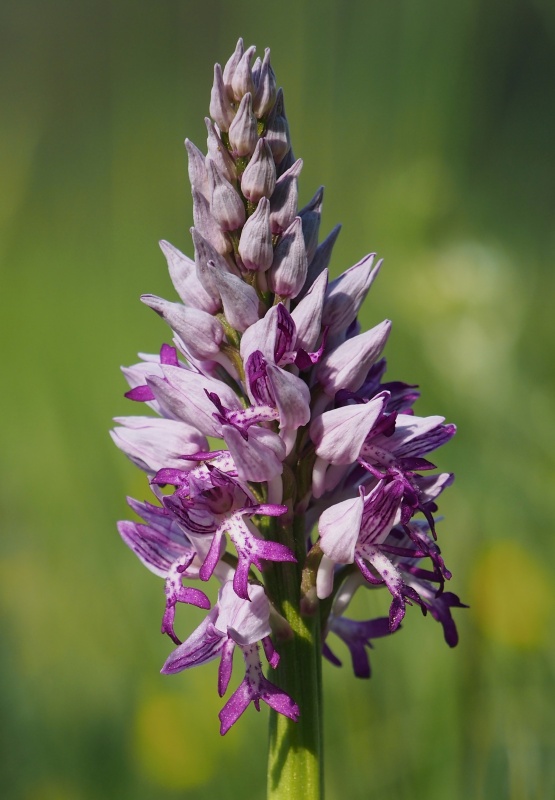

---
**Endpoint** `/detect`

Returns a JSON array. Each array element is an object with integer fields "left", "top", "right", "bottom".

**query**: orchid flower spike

[{"left": 112, "top": 38, "right": 462, "bottom": 748}]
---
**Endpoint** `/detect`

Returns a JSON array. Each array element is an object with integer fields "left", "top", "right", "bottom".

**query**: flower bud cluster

[{"left": 113, "top": 39, "right": 464, "bottom": 735}]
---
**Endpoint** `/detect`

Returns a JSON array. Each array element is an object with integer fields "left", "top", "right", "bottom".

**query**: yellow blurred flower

[
  {"left": 132, "top": 673, "right": 243, "bottom": 790},
  {"left": 470, "top": 540, "right": 553, "bottom": 648}
]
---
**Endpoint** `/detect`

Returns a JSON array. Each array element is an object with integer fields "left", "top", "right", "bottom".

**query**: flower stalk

[
  {"left": 263, "top": 513, "right": 323, "bottom": 799},
  {"left": 111, "top": 37, "right": 465, "bottom": 799},
  {"left": 267, "top": 596, "right": 323, "bottom": 799}
]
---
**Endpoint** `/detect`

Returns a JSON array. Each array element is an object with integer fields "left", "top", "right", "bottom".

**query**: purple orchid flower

[
  {"left": 324, "top": 615, "right": 392, "bottom": 679},
  {"left": 117, "top": 497, "right": 212, "bottom": 644},
  {"left": 112, "top": 38, "right": 464, "bottom": 740},
  {"left": 162, "top": 582, "right": 300, "bottom": 734}
]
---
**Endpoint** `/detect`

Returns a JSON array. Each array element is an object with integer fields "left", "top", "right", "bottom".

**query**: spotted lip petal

[
  {"left": 199, "top": 504, "right": 293, "bottom": 600},
  {"left": 162, "top": 554, "right": 212, "bottom": 644},
  {"left": 214, "top": 582, "right": 273, "bottom": 645},
  {"left": 218, "top": 643, "right": 300, "bottom": 735},
  {"left": 162, "top": 580, "right": 298, "bottom": 735}
]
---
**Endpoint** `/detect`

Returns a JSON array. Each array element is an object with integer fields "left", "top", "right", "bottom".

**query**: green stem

[{"left": 265, "top": 515, "right": 324, "bottom": 800}]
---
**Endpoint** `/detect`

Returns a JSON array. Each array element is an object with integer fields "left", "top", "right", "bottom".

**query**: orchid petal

[
  {"left": 318, "top": 320, "right": 391, "bottom": 396},
  {"left": 318, "top": 490, "right": 364, "bottom": 565},
  {"left": 111, "top": 416, "right": 207, "bottom": 472},
  {"left": 322, "top": 254, "right": 382, "bottom": 335},
  {"left": 223, "top": 424, "right": 285, "bottom": 483},
  {"left": 310, "top": 394, "right": 387, "bottom": 465}
]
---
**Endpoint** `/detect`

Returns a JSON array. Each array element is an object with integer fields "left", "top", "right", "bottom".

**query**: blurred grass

[{"left": 1, "top": 1, "right": 555, "bottom": 798}]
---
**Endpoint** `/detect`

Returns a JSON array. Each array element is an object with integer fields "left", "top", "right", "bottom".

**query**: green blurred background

[{"left": 2, "top": 1, "right": 555, "bottom": 798}]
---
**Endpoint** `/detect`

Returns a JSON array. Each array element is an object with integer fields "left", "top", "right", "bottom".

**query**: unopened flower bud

[
  {"left": 269, "top": 158, "right": 302, "bottom": 235},
  {"left": 159, "top": 239, "right": 220, "bottom": 314},
  {"left": 322, "top": 254, "right": 382, "bottom": 335},
  {"left": 241, "top": 139, "right": 276, "bottom": 202},
  {"left": 277, "top": 147, "right": 297, "bottom": 177},
  {"left": 300, "top": 223, "right": 342, "bottom": 297},
  {"left": 192, "top": 187, "right": 230, "bottom": 255},
  {"left": 222, "top": 38, "right": 244, "bottom": 97},
  {"left": 268, "top": 216, "right": 308, "bottom": 298},
  {"left": 291, "top": 268, "right": 328, "bottom": 352},
  {"left": 185, "top": 139, "right": 208, "bottom": 199},
  {"left": 206, "top": 158, "right": 246, "bottom": 231},
  {"left": 210, "top": 63, "right": 236, "bottom": 132},
  {"left": 205, "top": 260, "right": 260, "bottom": 332},
  {"left": 140, "top": 294, "right": 224, "bottom": 360},
  {"left": 252, "top": 57, "right": 262, "bottom": 89},
  {"left": 231, "top": 45, "right": 256, "bottom": 101},
  {"left": 265, "top": 88, "right": 290, "bottom": 164},
  {"left": 206, "top": 118, "right": 236, "bottom": 183},
  {"left": 317, "top": 319, "right": 392, "bottom": 396},
  {"left": 191, "top": 226, "right": 236, "bottom": 301},
  {"left": 228, "top": 93, "right": 258, "bottom": 157},
  {"left": 239, "top": 197, "right": 273, "bottom": 271},
  {"left": 299, "top": 186, "right": 324, "bottom": 264},
  {"left": 253, "top": 49, "right": 277, "bottom": 118}
]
